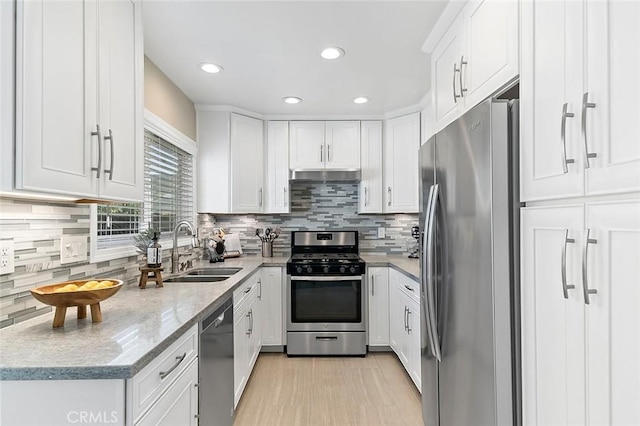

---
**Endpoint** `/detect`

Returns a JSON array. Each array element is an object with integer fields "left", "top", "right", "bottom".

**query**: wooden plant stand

[{"left": 138, "top": 266, "right": 164, "bottom": 289}]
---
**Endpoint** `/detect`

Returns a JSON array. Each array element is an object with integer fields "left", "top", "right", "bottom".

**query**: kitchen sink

[
  {"left": 186, "top": 267, "right": 242, "bottom": 276},
  {"left": 164, "top": 276, "right": 229, "bottom": 283}
]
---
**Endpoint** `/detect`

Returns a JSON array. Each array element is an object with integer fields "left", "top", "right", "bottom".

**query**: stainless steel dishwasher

[{"left": 199, "top": 296, "right": 234, "bottom": 426}]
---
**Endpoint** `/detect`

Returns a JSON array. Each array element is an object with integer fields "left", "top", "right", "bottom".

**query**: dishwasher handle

[{"left": 201, "top": 297, "right": 233, "bottom": 332}]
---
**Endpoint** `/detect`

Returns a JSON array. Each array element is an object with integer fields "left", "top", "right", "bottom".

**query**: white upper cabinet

[
  {"left": 429, "top": 0, "right": 518, "bottom": 133},
  {"left": 384, "top": 113, "right": 420, "bottom": 213},
  {"left": 15, "top": 0, "right": 143, "bottom": 202},
  {"left": 266, "top": 121, "right": 290, "bottom": 213},
  {"left": 231, "top": 114, "right": 264, "bottom": 213},
  {"left": 521, "top": 0, "right": 640, "bottom": 202},
  {"left": 324, "top": 121, "right": 360, "bottom": 169},
  {"left": 289, "top": 121, "right": 325, "bottom": 169},
  {"left": 289, "top": 121, "right": 360, "bottom": 170},
  {"left": 359, "top": 121, "right": 383, "bottom": 213},
  {"left": 197, "top": 111, "right": 264, "bottom": 213}
]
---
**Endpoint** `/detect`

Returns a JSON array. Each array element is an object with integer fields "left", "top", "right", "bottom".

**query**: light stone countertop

[{"left": 0, "top": 255, "right": 417, "bottom": 381}]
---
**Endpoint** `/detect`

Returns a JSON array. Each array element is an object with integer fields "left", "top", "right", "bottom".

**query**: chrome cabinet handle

[
  {"left": 104, "top": 129, "right": 114, "bottom": 180},
  {"left": 244, "top": 286, "right": 252, "bottom": 294},
  {"left": 387, "top": 187, "right": 392, "bottom": 206},
  {"left": 459, "top": 56, "right": 468, "bottom": 97},
  {"left": 364, "top": 186, "right": 369, "bottom": 206},
  {"left": 371, "top": 275, "right": 375, "bottom": 296},
  {"left": 327, "top": 144, "right": 331, "bottom": 163},
  {"left": 403, "top": 306, "right": 408, "bottom": 331},
  {"left": 561, "top": 229, "right": 576, "bottom": 299},
  {"left": 404, "top": 284, "right": 414, "bottom": 292},
  {"left": 250, "top": 309, "right": 253, "bottom": 335},
  {"left": 320, "top": 145, "right": 323, "bottom": 163},
  {"left": 91, "top": 124, "right": 102, "bottom": 179},
  {"left": 284, "top": 187, "right": 288, "bottom": 206},
  {"left": 582, "top": 228, "right": 598, "bottom": 304},
  {"left": 258, "top": 279, "right": 262, "bottom": 301},
  {"left": 258, "top": 188, "right": 263, "bottom": 207},
  {"left": 581, "top": 92, "right": 597, "bottom": 168},
  {"left": 159, "top": 352, "right": 186, "bottom": 379},
  {"left": 407, "top": 309, "right": 412, "bottom": 333},
  {"left": 561, "top": 103, "right": 576, "bottom": 173},
  {"left": 246, "top": 310, "right": 251, "bottom": 336},
  {"left": 453, "top": 63, "right": 461, "bottom": 103}
]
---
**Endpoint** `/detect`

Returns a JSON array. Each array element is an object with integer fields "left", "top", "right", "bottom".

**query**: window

[{"left": 90, "top": 111, "right": 197, "bottom": 262}]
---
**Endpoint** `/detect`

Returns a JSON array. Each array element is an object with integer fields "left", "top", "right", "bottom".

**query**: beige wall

[{"left": 144, "top": 56, "right": 197, "bottom": 140}]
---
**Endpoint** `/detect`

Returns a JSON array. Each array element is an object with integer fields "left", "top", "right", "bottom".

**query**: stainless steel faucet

[{"left": 171, "top": 220, "right": 199, "bottom": 273}]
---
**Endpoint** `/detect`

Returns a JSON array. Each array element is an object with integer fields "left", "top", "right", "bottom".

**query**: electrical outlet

[
  {"left": 377, "top": 227, "right": 386, "bottom": 239},
  {"left": 0, "top": 240, "right": 15, "bottom": 275},
  {"left": 60, "top": 236, "right": 88, "bottom": 265}
]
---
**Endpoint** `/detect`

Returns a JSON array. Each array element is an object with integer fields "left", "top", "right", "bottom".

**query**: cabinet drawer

[
  {"left": 128, "top": 324, "right": 198, "bottom": 424},
  {"left": 397, "top": 271, "right": 419, "bottom": 302},
  {"left": 233, "top": 272, "right": 260, "bottom": 310}
]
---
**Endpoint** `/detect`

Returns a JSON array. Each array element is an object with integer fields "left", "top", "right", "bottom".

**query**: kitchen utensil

[{"left": 30, "top": 279, "right": 124, "bottom": 328}]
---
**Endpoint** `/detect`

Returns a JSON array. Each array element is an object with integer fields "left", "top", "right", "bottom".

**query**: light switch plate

[
  {"left": 0, "top": 240, "right": 15, "bottom": 275},
  {"left": 377, "top": 227, "right": 386, "bottom": 239},
  {"left": 60, "top": 236, "right": 88, "bottom": 265}
]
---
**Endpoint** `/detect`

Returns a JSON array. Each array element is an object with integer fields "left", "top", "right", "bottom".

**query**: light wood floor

[{"left": 234, "top": 352, "right": 423, "bottom": 426}]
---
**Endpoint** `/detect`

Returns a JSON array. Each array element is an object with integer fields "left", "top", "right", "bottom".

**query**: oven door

[{"left": 287, "top": 275, "right": 365, "bottom": 332}]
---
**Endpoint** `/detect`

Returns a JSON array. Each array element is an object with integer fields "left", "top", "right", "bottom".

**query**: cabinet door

[
  {"left": 584, "top": 0, "right": 640, "bottom": 196},
  {"left": 388, "top": 272, "right": 402, "bottom": 354},
  {"left": 432, "top": 14, "right": 464, "bottom": 130},
  {"left": 233, "top": 303, "right": 249, "bottom": 408},
  {"left": 463, "top": 0, "right": 518, "bottom": 108},
  {"left": 407, "top": 297, "right": 421, "bottom": 390},
  {"left": 585, "top": 200, "right": 640, "bottom": 426},
  {"left": 324, "top": 121, "right": 360, "bottom": 169},
  {"left": 261, "top": 267, "right": 283, "bottom": 346},
  {"left": 16, "top": 0, "right": 97, "bottom": 197},
  {"left": 136, "top": 358, "right": 198, "bottom": 426},
  {"left": 521, "top": 206, "right": 586, "bottom": 426},
  {"left": 231, "top": 114, "right": 264, "bottom": 212},
  {"left": 97, "top": 0, "right": 143, "bottom": 202},
  {"left": 289, "top": 121, "right": 324, "bottom": 169},
  {"left": 520, "top": 0, "right": 584, "bottom": 202},
  {"left": 359, "top": 121, "right": 383, "bottom": 213},
  {"left": 266, "top": 121, "right": 290, "bottom": 213},
  {"left": 384, "top": 113, "right": 419, "bottom": 213},
  {"left": 367, "top": 267, "right": 389, "bottom": 346}
]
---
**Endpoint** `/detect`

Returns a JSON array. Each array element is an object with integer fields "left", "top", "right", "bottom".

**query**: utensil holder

[{"left": 261, "top": 241, "right": 273, "bottom": 257}]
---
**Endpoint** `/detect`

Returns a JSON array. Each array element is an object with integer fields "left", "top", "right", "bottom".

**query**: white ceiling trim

[{"left": 422, "top": 0, "right": 466, "bottom": 53}]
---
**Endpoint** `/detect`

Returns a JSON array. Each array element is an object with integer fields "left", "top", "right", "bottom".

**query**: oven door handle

[{"left": 290, "top": 276, "right": 361, "bottom": 282}]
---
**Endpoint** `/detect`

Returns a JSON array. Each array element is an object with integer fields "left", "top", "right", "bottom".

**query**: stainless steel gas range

[{"left": 286, "top": 231, "right": 367, "bottom": 356}]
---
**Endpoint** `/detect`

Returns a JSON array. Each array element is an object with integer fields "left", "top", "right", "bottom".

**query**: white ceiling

[{"left": 143, "top": 1, "right": 448, "bottom": 117}]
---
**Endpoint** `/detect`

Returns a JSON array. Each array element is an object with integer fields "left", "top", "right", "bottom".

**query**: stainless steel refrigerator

[{"left": 420, "top": 98, "right": 521, "bottom": 426}]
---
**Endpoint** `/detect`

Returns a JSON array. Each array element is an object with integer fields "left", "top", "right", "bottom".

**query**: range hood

[{"left": 289, "top": 169, "right": 361, "bottom": 182}]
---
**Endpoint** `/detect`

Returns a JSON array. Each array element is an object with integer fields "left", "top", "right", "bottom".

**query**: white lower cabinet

[
  {"left": 135, "top": 358, "right": 198, "bottom": 426},
  {"left": 233, "top": 272, "right": 262, "bottom": 407},
  {"left": 388, "top": 268, "right": 421, "bottom": 391},
  {"left": 367, "top": 266, "right": 389, "bottom": 347},
  {"left": 521, "top": 200, "right": 640, "bottom": 426},
  {"left": 261, "top": 267, "right": 284, "bottom": 347}
]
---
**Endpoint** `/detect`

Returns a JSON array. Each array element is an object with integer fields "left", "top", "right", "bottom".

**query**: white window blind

[{"left": 96, "top": 129, "right": 194, "bottom": 249}]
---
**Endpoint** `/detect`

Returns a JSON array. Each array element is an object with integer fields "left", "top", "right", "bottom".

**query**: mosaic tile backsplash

[
  {"left": 0, "top": 183, "right": 417, "bottom": 328},
  {"left": 200, "top": 183, "right": 419, "bottom": 257}
]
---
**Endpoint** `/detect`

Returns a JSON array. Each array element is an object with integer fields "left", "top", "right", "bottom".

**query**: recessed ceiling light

[
  {"left": 353, "top": 97, "right": 370, "bottom": 104},
  {"left": 199, "top": 63, "right": 223, "bottom": 74},
  {"left": 321, "top": 47, "right": 345, "bottom": 60},
  {"left": 282, "top": 97, "right": 303, "bottom": 104}
]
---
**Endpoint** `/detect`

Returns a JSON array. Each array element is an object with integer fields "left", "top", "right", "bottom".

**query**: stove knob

[
  {"left": 296, "top": 266, "right": 303, "bottom": 274},
  {"left": 323, "top": 266, "right": 330, "bottom": 273},
  {"left": 350, "top": 266, "right": 356, "bottom": 274},
  {"left": 340, "top": 266, "right": 346, "bottom": 273},
  {"left": 306, "top": 266, "right": 313, "bottom": 274}
]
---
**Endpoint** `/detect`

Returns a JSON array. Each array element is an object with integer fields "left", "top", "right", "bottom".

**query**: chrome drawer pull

[
  {"left": 581, "top": 228, "right": 598, "bottom": 304},
  {"left": 561, "top": 229, "right": 576, "bottom": 299},
  {"left": 561, "top": 103, "right": 575, "bottom": 173},
  {"left": 159, "top": 352, "right": 187, "bottom": 379}
]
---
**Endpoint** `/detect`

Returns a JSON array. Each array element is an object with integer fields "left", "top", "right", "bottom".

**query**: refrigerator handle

[
  {"left": 422, "top": 185, "right": 436, "bottom": 353},
  {"left": 425, "top": 184, "right": 443, "bottom": 362}
]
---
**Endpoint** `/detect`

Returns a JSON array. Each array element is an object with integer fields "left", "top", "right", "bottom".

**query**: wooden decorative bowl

[{"left": 30, "top": 279, "right": 124, "bottom": 328}]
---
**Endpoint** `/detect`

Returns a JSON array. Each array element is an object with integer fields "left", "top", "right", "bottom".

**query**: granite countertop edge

[{"left": 0, "top": 255, "right": 416, "bottom": 381}]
